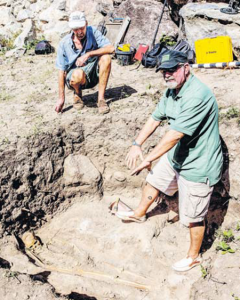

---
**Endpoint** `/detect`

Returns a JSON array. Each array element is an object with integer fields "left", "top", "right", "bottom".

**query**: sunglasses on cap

[{"left": 159, "top": 64, "right": 184, "bottom": 74}]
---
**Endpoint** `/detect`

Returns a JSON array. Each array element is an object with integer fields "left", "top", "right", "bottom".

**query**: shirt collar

[{"left": 176, "top": 74, "right": 194, "bottom": 99}]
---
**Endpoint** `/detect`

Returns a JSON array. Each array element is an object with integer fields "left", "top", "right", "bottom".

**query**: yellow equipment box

[{"left": 195, "top": 36, "right": 233, "bottom": 64}]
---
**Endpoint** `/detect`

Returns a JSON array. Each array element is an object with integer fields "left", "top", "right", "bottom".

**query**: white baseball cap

[{"left": 69, "top": 11, "right": 86, "bottom": 29}]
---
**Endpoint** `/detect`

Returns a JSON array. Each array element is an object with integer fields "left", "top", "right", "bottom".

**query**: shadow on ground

[{"left": 83, "top": 85, "right": 137, "bottom": 107}]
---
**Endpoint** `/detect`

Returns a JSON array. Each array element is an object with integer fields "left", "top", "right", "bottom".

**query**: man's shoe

[
  {"left": 172, "top": 255, "right": 202, "bottom": 272},
  {"left": 73, "top": 92, "right": 84, "bottom": 110},
  {"left": 98, "top": 99, "right": 110, "bottom": 114},
  {"left": 116, "top": 211, "right": 147, "bottom": 223}
]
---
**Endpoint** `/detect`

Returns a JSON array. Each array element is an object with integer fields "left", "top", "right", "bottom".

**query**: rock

[
  {"left": 43, "top": 21, "right": 69, "bottom": 47},
  {"left": 116, "top": 0, "right": 178, "bottom": 48},
  {"left": 11, "top": 208, "right": 23, "bottom": 221},
  {"left": 0, "top": 22, "right": 22, "bottom": 39},
  {"left": 0, "top": 0, "right": 7, "bottom": 5},
  {"left": 39, "top": 6, "right": 68, "bottom": 23},
  {"left": 14, "top": 19, "right": 34, "bottom": 48},
  {"left": 180, "top": 3, "right": 240, "bottom": 55},
  {"left": 5, "top": 47, "right": 26, "bottom": 58},
  {"left": 0, "top": 7, "right": 15, "bottom": 26},
  {"left": 55, "top": 0, "right": 66, "bottom": 10},
  {"left": 17, "top": 9, "right": 32, "bottom": 22},
  {"left": 63, "top": 154, "right": 101, "bottom": 189},
  {"left": 167, "top": 273, "right": 187, "bottom": 287},
  {"left": 66, "top": 0, "right": 112, "bottom": 25},
  {"left": 113, "top": 171, "right": 126, "bottom": 182}
]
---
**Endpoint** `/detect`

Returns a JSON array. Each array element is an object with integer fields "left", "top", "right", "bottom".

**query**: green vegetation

[
  {"left": 159, "top": 34, "right": 176, "bottom": 47},
  {"left": 0, "top": 33, "right": 46, "bottom": 54},
  {"left": 236, "top": 222, "right": 240, "bottom": 231},
  {"left": 219, "top": 107, "right": 240, "bottom": 125},
  {"left": 0, "top": 87, "right": 13, "bottom": 102},
  {"left": 232, "top": 294, "right": 240, "bottom": 300},
  {"left": 200, "top": 265, "right": 208, "bottom": 279},
  {"left": 0, "top": 31, "right": 22, "bottom": 52},
  {"left": 222, "top": 229, "right": 234, "bottom": 243},
  {"left": 214, "top": 224, "right": 240, "bottom": 254},
  {"left": 225, "top": 107, "right": 240, "bottom": 120},
  {"left": 216, "top": 240, "right": 235, "bottom": 254},
  {"left": 24, "top": 36, "right": 46, "bottom": 51}
]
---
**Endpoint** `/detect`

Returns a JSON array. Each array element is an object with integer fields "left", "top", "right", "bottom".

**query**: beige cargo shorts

[{"left": 146, "top": 153, "right": 213, "bottom": 227}]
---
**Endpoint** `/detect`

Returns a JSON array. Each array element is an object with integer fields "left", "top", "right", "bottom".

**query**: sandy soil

[{"left": 0, "top": 53, "right": 240, "bottom": 299}]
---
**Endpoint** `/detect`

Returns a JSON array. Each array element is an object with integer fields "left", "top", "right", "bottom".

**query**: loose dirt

[{"left": 0, "top": 53, "right": 239, "bottom": 300}]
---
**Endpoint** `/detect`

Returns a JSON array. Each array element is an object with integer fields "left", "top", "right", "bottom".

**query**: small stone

[{"left": 113, "top": 171, "right": 126, "bottom": 182}]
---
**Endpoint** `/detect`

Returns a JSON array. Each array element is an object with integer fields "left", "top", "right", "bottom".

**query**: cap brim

[
  {"left": 69, "top": 21, "right": 86, "bottom": 29},
  {"left": 156, "top": 61, "right": 179, "bottom": 72}
]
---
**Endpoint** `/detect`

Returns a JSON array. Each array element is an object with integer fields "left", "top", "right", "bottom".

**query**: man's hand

[
  {"left": 76, "top": 53, "right": 90, "bottom": 67},
  {"left": 126, "top": 145, "right": 144, "bottom": 169},
  {"left": 130, "top": 160, "right": 151, "bottom": 176},
  {"left": 55, "top": 99, "right": 65, "bottom": 113}
]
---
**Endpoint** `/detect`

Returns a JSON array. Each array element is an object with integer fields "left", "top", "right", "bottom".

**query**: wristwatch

[{"left": 132, "top": 140, "right": 141, "bottom": 147}]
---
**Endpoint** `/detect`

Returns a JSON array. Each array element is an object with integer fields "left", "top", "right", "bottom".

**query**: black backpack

[
  {"left": 141, "top": 43, "right": 168, "bottom": 68},
  {"left": 142, "top": 40, "right": 195, "bottom": 68},
  {"left": 35, "top": 40, "right": 53, "bottom": 55}
]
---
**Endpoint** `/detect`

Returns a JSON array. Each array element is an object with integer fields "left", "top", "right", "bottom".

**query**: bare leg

[
  {"left": 70, "top": 69, "right": 86, "bottom": 95},
  {"left": 98, "top": 54, "right": 111, "bottom": 102},
  {"left": 188, "top": 221, "right": 205, "bottom": 259},
  {"left": 134, "top": 183, "right": 160, "bottom": 217}
]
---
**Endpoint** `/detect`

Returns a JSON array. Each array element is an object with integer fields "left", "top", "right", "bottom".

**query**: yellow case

[{"left": 195, "top": 36, "right": 233, "bottom": 64}]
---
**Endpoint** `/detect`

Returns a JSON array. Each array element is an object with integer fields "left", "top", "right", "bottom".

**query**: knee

[
  {"left": 70, "top": 69, "right": 85, "bottom": 86},
  {"left": 99, "top": 54, "right": 111, "bottom": 67}
]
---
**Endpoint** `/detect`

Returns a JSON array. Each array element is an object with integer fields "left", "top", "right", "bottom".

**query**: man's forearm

[
  {"left": 135, "top": 117, "right": 161, "bottom": 146},
  {"left": 58, "top": 70, "right": 66, "bottom": 99},
  {"left": 145, "top": 129, "right": 184, "bottom": 162},
  {"left": 88, "top": 45, "right": 115, "bottom": 57}
]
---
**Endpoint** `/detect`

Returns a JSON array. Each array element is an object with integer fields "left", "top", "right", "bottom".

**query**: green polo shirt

[{"left": 152, "top": 74, "right": 223, "bottom": 186}]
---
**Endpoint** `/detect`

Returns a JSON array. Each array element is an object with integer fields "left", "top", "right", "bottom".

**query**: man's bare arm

[
  {"left": 76, "top": 45, "right": 115, "bottom": 67},
  {"left": 55, "top": 70, "right": 66, "bottom": 113},
  {"left": 126, "top": 117, "right": 161, "bottom": 169},
  {"left": 131, "top": 130, "right": 184, "bottom": 175},
  {"left": 88, "top": 44, "right": 115, "bottom": 57}
]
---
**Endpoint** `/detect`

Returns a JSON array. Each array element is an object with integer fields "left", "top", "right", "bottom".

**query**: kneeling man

[{"left": 55, "top": 11, "right": 115, "bottom": 114}]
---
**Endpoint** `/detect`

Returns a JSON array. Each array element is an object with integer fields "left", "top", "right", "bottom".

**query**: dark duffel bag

[
  {"left": 142, "top": 43, "right": 168, "bottom": 68},
  {"left": 35, "top": 40, "right": 53, "bottom": 55}
]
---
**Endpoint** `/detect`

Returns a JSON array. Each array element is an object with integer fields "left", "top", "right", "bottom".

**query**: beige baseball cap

[{"left": 69, "top": 11, "right": 86, "bottom": 29}]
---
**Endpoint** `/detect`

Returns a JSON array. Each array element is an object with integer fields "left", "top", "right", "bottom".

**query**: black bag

[
  {"left": 141, "top": 43, "right": 168, "bottom": 68},
  {"left": 35, "top": 40, "right": 53, "bottom": 55}
]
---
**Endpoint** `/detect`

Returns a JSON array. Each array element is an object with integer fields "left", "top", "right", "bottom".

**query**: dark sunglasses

[{"left": 159, "top": 64, "right": 184, "bottom": 74}]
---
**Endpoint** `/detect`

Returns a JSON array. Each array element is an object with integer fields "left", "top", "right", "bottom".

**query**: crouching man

[
  {"left": 116, "top": 50, "right": 223, "bottom": 272},
  {"left": 55, "top": 11, "right": 115, "bottom": 114}
]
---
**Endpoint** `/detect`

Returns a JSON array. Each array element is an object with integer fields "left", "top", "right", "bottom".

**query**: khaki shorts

[{"left": 146, "top": 153, "right": 213, "bottom": 227}]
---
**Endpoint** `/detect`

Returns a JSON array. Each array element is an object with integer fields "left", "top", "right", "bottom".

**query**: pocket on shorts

[{"left": 186, "top": 184, "right": 212, "bottom": 219}]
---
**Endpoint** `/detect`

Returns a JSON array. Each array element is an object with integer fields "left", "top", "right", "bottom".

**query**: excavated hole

[{"left": 0, "top": 119, "right": 232, "bottom": 299}]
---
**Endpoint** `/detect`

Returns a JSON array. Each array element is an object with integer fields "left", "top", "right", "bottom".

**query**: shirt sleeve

[
  {"left": 56, "top": 42, "right": 67, "bottom": 71},
  {"left": 92, "top": 27, "right": 111, "bottom": 48},
  {"left": 170, "top": 97, "right": 212, "bottom": 136},
  {"left": 151, "top": 96, "right": 167, "bottom": 121}
]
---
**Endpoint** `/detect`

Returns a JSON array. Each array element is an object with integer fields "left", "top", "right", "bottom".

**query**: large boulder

[
  {"left": 0, "top": 22, "right": 22, "bottom": 39},
  {"left": 116, "top": 0, "right": 178, "bottom": 48},
  {"left": 0, "top": 7, "right": 15, "bottom": 26},
  {"left": 16, "top": 9, "right": 33, "bottom": 22},
  {"left": 180, "top": 3, "right": 240, "bottom": 56},
  {"left": 39, "top": 6, "right": 68, "bottom": 23},
  {"left": 66, "top": 0, "right": 113, "bottom": 26},
  {"left": 42, "top": 20, "right": 70, "bottom": 47},
  {"left": 14, "top": 19, "right": 34, "bottom": 48}
]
